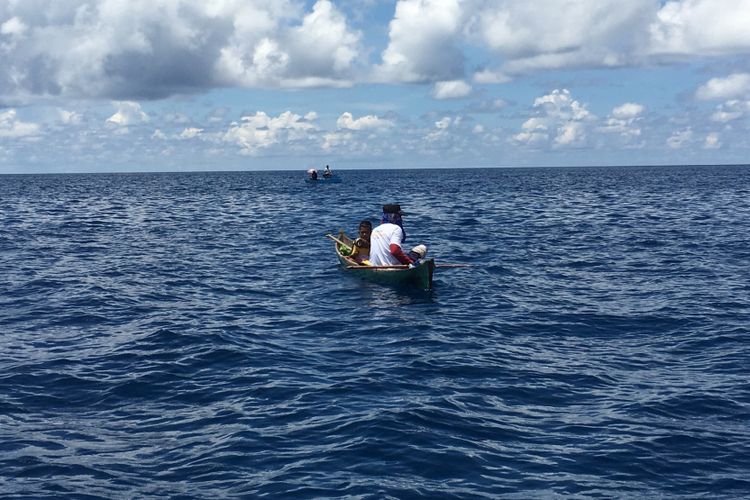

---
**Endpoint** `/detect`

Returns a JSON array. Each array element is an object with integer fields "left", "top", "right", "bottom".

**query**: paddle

[
  {"left": 325, "top": 233, "right": 350, "bottom": 247},
  {"left": 346, "top": 264, "right": 408, "bottom": 269},
  {"left": 325, "top": 234, "right": 474, "bottom": 268}
]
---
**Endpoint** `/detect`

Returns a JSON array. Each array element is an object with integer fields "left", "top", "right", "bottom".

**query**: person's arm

[
  {"left": 387, "top": 228, "right": 413, "bottom": 264},
  {"left": 349, "top": 241, "right": 361, "bottom": 259},
  {"left": 389, "top": 243, "right": 414, "bottom": 265}
]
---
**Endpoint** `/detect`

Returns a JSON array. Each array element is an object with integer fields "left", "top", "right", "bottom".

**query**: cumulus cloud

[
  {"left": 179, "top": 127, "right": 203, "bottom": 139},
  {"left": 106, "top": 101, "right": 149, "bottom": 126},
  {"left": 376, "top": 0, "right": 750, "bottom": 83},
  {"left": 218, "top": 0, "right": 361, "bottom": 88},
  {"left": 322, "top": 130, "right": 352, "bottom": 151},
  {"left": 600, "top": 102, "right": 645, "bottom": 143},
  {"left": 513, "top": 89, "right": 595, "bottom": 147},
  {"left": 667, "top": 127, "right": 693, "bottom": 149},
  {"left": 222, "top": 110, "right": 317, "bottom": 154},
  {"left": 4, "top": 0, "right": 750, "bottom": 101},
  {"left": 471, "top": 0, "right": 656, "bottom": 75},
  {"left": 710, "top": 100, "right": 750, "bottom": 123},
  {"left": 0, "top": 109, "right": 40, "bottom": 137},
  {"left": 1, "top": 16, "right": 27, "bottom": 37},
  {"left": 696, "top": 73, "right": 750, "bottom": 101},
  {"left": 336, "top": 112, "right": 393, "bottom": 130},
  {"left": 57, "top": 108, "right": 82, "bottom": 125},
  {"left": 648, "top": 0, "right": 750, "bottom": 56},
  {"left": 323, "top": 111, "right": 394, "bottom": 152},
  {"left": 612, "top": 102, "right": 645, "bottom": 120},
  {"left": 424, "top": 115, "right": 461, "bottom": 143},
  {"left": 704, "top": 132, "right": 721, "bottom": 149},
  {"left": 431, "top": 80, "right": 472, "bottom": 99},
  {"left": 435, "top": 117, "right": 452, "bottom": 129},
  {"left": 0, "top": 0, "right": 360, "bottom": 99},
  {"left": 374, "top": 0, "right": 465, "bottom": 83}
]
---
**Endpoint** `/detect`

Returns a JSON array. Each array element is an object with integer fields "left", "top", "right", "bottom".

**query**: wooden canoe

[{"left": 333, "top": 233, "right": 435, "bottom": 290}]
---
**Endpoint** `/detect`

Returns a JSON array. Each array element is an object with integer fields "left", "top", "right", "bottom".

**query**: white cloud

[
  {"left": 1, "top": 16, "right": 27, "bottom": 37},
  {"left": 612, "top": 102, "right": 645, "bottom": 120},
  {"left": 106, "top": 102, "right": 149, "bottom": 126},
  {"left": 4, "top": 0, "right": 750, "bottom": 102},
  {"left": 649, "top": 0, "right": 750, "bottom": 56},
  {"left": 336, "top": 112, "right": 393, "bottom": 130},
  {"left": 152, "top": 129, "right": 167, "bottom": 140},
  {"left": 0, "top": 109, "right": 40, "bottom": 137},
  {"left": 0, "top": 0, "right": 359, "bottom": 99},
  {"left": 222, "top": 110, "right": 317, "bottom": 154},
  {"left": 286, "top": 0, "right": 361, "bottom": 75},
  {"left": 374, "top": 0, "right": 465, "bottom": 83},
  {"left": 704, "top": 132, "right": 721, "bottom": 149},
  {"left": 322, "top": 130, "right": 353, "bottom": 151},
  {"left": 696, "top": 73, "right": 750, "bottom": 101},
  {"left": 667, "top": 127, "right": 693, "bottom": 149},
  {"left": 600, "top": 102, "right": 645, "bottom": 143},
  {"left": 513, "top": 89, "right": 594, "bottom": 147},
  {"left": 324, "top": 110, "right": 394, "bottom": 152},
  {"left": 377, "top": 0, "right": 750, "bottom": 83},
  {"left": 432, "top": 80, "right": 471, "bottom": 99},
  {"left": 179, "top": 127, "right": 203, "bottom": 139},
  {"left": 472, "top": 0, "right": 656, "bottom": 75},
  {"left": 424, "top": 116, "right": 455, "bottom": 142},
  {"left": 710, "top": 100, "right": 750, "bottom": 123},
  {"left": 435, "top": 117, "right": 452, "bottom": 129},
  {"left": 57, "top": 108, "right": 82, "bottom": 125},
  {"left": 207, "top": 0, "right": 362, "bottom": 89}
]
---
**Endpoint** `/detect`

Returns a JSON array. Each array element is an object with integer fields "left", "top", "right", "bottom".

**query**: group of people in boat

[
  {"left": 340, "top": 204, "right": 427, "bottom": 267},
  {"left": 307, "top": 165, "right": 333, "bottom": 180}
]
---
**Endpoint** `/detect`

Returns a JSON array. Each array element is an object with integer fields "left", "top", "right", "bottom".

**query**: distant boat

[
  {"left": 305, "top": 174, "right": 341, "bottom": 184},
  {"left": 328, "top": 233, "right": 435, "bottom": 290}
]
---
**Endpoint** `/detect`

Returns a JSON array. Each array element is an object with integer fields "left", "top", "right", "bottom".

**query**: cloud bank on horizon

[{"left": 1, "top": 0, "right": 750, "bottom": 172}]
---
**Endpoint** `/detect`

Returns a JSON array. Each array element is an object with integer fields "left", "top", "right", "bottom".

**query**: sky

[{"left": 1, "top": 0, "right": 750, "bottom": 173}]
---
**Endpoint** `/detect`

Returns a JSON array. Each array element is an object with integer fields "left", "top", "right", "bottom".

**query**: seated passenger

[{"left": 348, "top": 220, "right": 372, "bottom": 264}]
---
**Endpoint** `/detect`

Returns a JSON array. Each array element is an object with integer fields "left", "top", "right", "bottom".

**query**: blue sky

[{"left": 1, "top": 0, "right": 750, "bottom": 173}]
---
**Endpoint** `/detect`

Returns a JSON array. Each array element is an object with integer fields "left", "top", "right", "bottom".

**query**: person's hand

[{"left": 409, "top": 259, "right": 421, "bottom": 269}]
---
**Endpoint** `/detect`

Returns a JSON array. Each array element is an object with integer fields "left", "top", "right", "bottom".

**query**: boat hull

[
  {"left": 334, "top": 234, "right": 434, "bottom": 289},
  {"left": 306, "top": 176, "right": 341, "bottom": 183}
]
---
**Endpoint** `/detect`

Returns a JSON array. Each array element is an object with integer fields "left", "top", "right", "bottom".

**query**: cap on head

[{"left": 382, "top": 204, "right": 405, "bottom": 216}]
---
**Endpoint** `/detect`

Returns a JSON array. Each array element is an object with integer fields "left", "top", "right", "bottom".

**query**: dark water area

[{"left": 1, "top": 165, "right": 749, "bottom": 498}]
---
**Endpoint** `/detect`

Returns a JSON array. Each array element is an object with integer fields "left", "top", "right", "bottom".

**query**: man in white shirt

[{"left": 368, "top": 204, "right": 427, "bottom": 266}]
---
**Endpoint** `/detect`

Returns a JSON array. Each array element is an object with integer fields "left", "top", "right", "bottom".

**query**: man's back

[{"left": 369, "top": 222, "right": 403, "bottom": 265}]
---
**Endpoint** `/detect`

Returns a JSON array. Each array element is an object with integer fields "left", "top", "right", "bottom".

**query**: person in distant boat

[
  {"left": 323, "top": 165, "right": 332, "bottom": 178},
  {"left": 308, "top": 168, "right": 318, "bottom": 180},
  {"left": 368, "top": 204, "right": 427, "bottom": 267},
  {"left": 348, "top": 220, "right": 372, "bottom": 264}
]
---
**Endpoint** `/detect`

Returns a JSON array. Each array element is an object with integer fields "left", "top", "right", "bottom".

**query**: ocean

[{"left": 1, "top": 165, "right": 749, "bottom": 498}]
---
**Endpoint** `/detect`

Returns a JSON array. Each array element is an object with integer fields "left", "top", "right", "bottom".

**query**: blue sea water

[{"left": 1, "top": 165, "right": 749, "bottom": 498}]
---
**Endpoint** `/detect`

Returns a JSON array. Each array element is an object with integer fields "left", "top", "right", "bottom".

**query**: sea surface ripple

[{"left": 1, "top": 165, "right": 749, "bottom": 498}]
